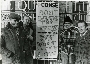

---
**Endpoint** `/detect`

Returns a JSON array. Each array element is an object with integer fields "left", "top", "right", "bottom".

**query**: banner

[{"left": 36, "top": 2, "right": 59, "bottom": 60}]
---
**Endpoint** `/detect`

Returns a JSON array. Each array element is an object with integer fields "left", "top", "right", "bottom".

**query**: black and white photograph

[{"left": 1, "top": 0, "right": 90, "bottom": 64}]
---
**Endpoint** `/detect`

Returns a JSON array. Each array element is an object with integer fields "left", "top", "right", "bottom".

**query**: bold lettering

[
  {"left": 49, "top": 3, "right": 53, "bottom": 7},
  {"left": 45, "top": 3, "right": 48, "bottom": 7},
  {"left": 41, "top": 3, "right": 44, "bottom": 7},
  {"left": 54, "top": 3, "right": 58, "bottom": 8}
]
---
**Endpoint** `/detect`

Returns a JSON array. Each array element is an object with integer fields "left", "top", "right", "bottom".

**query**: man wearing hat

[
  {"left": 60, "top": 16, "right": 74, "bottom": 51},
  {"left": 1, "top": 13, "right": 24, "bottom": 64},
  {"left": 59, "top": 16, "right": 77, "bottom": 64},
  {"left": 63, "top": 16, "right": 73, "bottom": 30}
]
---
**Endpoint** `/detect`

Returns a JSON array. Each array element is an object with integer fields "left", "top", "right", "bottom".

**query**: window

[{"left": 73, "top": 1, "right": 88, "bottom": 21}]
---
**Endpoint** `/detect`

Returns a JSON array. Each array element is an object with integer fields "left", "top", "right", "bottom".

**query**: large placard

[{"left": 36, "top": 2, "right": 59, "bottom": 60}]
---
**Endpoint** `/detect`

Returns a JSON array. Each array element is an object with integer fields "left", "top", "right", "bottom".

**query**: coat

[
  {"left": 74, "top": 30, "right": 90, "bottom": 64},
  {"left": 23, "top": 23, "right": 34, "bottom": 57},
  {"left": 22, "top": 22, "right": 34, "bottom": 64},
  {"left": 1, "top": 24, "right": 21, "bottom": 64}
]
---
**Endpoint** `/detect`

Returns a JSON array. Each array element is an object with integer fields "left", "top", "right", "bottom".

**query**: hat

[
  {"left": 64, "top": 16, "right": 73, "bottom": 24},
  {"left": 9, "top": 13, "right": 21, "bottom": 21}
]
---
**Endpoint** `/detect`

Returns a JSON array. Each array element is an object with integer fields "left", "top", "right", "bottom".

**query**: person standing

[
  {"left": 1, "top": 13, "right": 21, "bottom": 64},
  {"left": 17, "top": 20, "right": 26, "bottom": 64},
  {"left": 59, "top": 16, "right": 77, "bottom": 64},
  {"left": 74, "top": 20, "right": 90, "bottom": 64},
  {"left": 23, "top": 14, "right": 34, "bottom": 64}
]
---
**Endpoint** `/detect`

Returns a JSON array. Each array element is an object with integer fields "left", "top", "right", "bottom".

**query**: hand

[
  {"left": 6, "top": 52, "right": 12, "bottom": 58},
  {"left": 12, "top": 54, "right": 20, "bottom": 64},
  {"left": 27, "top": 35, "right": 33, "bottom": 41},
  {"left": 5, "top": 50, "right": 13, "bottom": 58},
  {"left": 8, "top": 52, "right": 14, "bottom": 58}
]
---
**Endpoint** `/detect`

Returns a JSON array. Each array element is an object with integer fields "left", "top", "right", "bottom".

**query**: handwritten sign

[{"left": 36, "top": 2, "right": 59, "bottom": 60}]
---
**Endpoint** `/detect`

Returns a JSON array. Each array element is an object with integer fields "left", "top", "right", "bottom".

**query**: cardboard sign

[{"left": 36, "top": 2, "right": 59, "bottom": 60}]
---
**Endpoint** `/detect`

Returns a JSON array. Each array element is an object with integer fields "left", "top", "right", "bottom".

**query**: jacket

[
  {"left": 1, "top": 24, "right": 21, "bottom": 64},
  {"left": 74, "top": 30, "right": 90, "bottom": 64}
]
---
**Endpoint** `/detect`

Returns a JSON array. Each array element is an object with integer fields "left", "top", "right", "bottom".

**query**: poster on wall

[{"left": 36, "top": 2, "right": 59, "bottom": 60}]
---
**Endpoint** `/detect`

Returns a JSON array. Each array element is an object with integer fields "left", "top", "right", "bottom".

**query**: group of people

[
  {"left": 60, "top": 16, "right": 90, "bottom": 64},
  {"left": 1, "top": 13, "right": 90, "bottom": 64},
  {"left": 1, "top": 13, "right": 34, "bottom": 64}
]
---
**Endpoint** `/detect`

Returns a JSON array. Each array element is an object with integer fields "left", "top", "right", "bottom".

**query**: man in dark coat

[
  {"left": 74, "top": 20, "right": 90, "bottom": 64},
  {"left": 18, "top": 21, "right": 26, "bottom": 64},
  {"left": 1, "top": 13, "right": 24, "bottom": 64},
  {"left": 23, "top": 14, "right": 34, "bottom": 64}
]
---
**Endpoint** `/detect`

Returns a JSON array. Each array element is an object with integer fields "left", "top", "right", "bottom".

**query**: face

[
  {"left": 64, "top": 22, "right": 71, "bottom": 29},
  {"left": 23, "top": 16, "right": 31, "bottom": 26},
  {"left": 10, "top": 19, "right": 18, "bottom": 27},
  {"left": 78, "top": 22, "right": 86, "bottom": 34}
]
